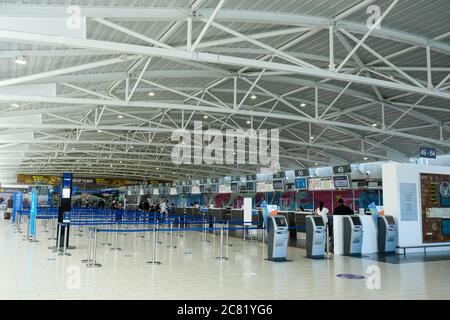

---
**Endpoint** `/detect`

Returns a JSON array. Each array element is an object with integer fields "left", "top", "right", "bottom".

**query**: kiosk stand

[
  {"left": 343, "top": 216, "right": 363, "bottom": 256},
  {"left": 306, "top": 216, "right": 327, "bottom": 259},
  {"left": 266, "top": 215, "right": 289, "bottom": 262},
  {"left": 378, "top": 216, "right": 398, "bottom": 254}
]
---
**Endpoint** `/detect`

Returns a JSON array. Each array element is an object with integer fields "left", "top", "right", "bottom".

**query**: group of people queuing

[{"left": 138, "top": 199, "right": 171, "bottom": 214}]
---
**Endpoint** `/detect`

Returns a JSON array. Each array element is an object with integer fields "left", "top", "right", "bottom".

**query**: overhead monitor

[
  {"left": 246, "top": 181, "right": 255, "bottom": 192},
  {"left": 231, "top": 182, "right": 239, "bottom": 192},
  {"left": 210, "top": 184, "right": 218, "bottom": 193},
  {"left": 219, "top": 184, "right": 231, "bottom": 194},
  {"left": 183, "top": 185, "right": 191, "bottom": 194},
  {"left": 191, "top": 185, "right": 200, "bottom": 194},
  {"left": 333, "top": 175, "right": 350, "bottom": 189},
  {"left": 169, "top": 187, "right": 177, "bottom": 195},
  {"left": 153, "top": 188, "right": 159, "bottom": 195},
  {"left": 199, "top": 185, "right": 205, "bottom": 193},
  {"left": 294, "top": 177, "right": 308, "bottom": 190},
  {"left": 272, "top": 179, "right": 284, "bottom": 191}
]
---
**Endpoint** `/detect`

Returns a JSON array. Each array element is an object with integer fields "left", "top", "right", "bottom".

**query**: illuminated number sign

[
  {"left": 333, "top": 165, "right": 351, "bottom": 175},
  {"left": 420, "top": 147, "right": 437, "bottom": 159}
]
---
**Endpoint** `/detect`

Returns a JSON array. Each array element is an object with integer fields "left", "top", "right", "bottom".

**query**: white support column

[
  {"left": 187, "top": 16, "right": 193, "bottom": 51},
  {"left": 329, "top": 25, "right": 336, "bottom": 71},
  {"left": 427, "top": 45, "right": 433, "bottom": 89}
]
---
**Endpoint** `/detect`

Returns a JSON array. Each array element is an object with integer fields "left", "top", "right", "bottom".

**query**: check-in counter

[
  {"left": 252, "top": 209, "right": 263, "bottom": 228},
  {"left": 333, "top": 214, "right": 378, "bottom": 255},
  {"left": 185, "top": 207, "right": 199, "bottom": 216},
  {"left": 294, "top": 211, "right": 313, "bottom": 240},
  {"left": 230, "top": 209, "right": 243, "bottom": 224}
]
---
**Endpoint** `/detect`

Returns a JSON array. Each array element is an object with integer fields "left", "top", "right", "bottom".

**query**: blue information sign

[
  {"left": 12, "top": 192, "right": 23, "bottom": 223},
  {"left": 29, "top": 188, "right": 37, "bottom": 237}
]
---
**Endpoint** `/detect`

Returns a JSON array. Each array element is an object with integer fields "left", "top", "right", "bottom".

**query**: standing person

[
  {"left": 160, "top": 199, "right": 167, "bottom": 214},
  {"left": 5, "top": 196, "right": 13, "bottom": 220},
  {"left": 332, "top": 198, "right": 354, "bottom": 216},
  {"left": 315, "top": 201, "right": 329, "bottom": 224}
]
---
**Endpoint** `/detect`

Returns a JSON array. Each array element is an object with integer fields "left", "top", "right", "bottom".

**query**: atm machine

[
  {"left": 343, "top": 216, "right": 363, "bottom": 256},
  {"left": 267, "top": 215, "right": 289, "bottom": 261},
  {"left": 378, "top": 216, "right": 398, "bottom": 254},
  {"left": 306, "top": 216, "right": 327, "bottom": 259}
]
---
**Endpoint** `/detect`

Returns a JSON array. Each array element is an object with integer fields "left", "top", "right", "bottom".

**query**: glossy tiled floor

[{"left": 0, "top": 217, "right": 449, "bottom": 300}]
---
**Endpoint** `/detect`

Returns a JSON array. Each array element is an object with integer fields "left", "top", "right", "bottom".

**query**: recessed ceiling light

[
  {"left": 148, "top": 91, "right": 155, "bottom": 96},
  {"left": 97, "top": 130, "right": 102, "bottom": 133},
  {"left": 10, "top": 103, "right": 19, "bottom": 107},
  {"left": 72, "top": 147, "right": 76, "bottom": 150},
  {"left": 246, "top": 120, "right": 251, "bottom": 124},
  {"left": 363, "top": 157, "right": 368, "bottom": 161},
  {"left": 372, "top": 123, "right": 378, "bottom": 127},
  {"left": 120, "top": 161, "right": 123, "bottom": 163},
  {"left": 15, "top": 56, "right": 27, "bottom": 65},
  {"left": 118, "top": 115, "right": 123, "bottom": 119},
  {"left": 203, "top": 115, "right": 208, "bottom": 119},
  {"left": 310, "top": 136, "right": 315, "bottom": 140},
  {"left": 300, "top": 103, "right": 306, "bottom": 107},
  {"left": 250, "top": 94, "right": 257, "bottom": 100},
  {"left": 156, "top": 167, "right": 159, "bottom": 170},
  {"left": 130, "top": 146, "right": 134, "bottom": 149},
  {"left": 314, "top": 163, "right": 319, "bottom": 166}
]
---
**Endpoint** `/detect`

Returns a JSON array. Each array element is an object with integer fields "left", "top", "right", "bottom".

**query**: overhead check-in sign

[
  {"left": 420, "top": 147, "right": 437, "bottom": 159},
  {"left": 333, "top": 165, "right": 351, "bottom": 175}
]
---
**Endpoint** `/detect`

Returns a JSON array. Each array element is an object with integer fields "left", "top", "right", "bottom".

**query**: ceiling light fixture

[
  {"left": 250, "top": 94, "right": 257, "bottom": 100},
  {"left": 372, "top": 123, "right": 378, "bottom": 127},
  {"left": 363, "top": 157, "right": 368, "bottom": 161},
  {"left": 148, "top": 91, "right": 155, "bottom": 96},
  {"left": 246, "top": 120, "right": 251, "bottom": 124},
  {"left": 300, "top": 103, "right": 306, "bottom": 107},
  {"left": 203, "top": 115, "right": 208, "bottom": 119},
  {"left": 10, "top": 103, "right": 19, "bottom": 107},
  {"left": 118, "top": 115, "right": 123, "bottom": 119}
]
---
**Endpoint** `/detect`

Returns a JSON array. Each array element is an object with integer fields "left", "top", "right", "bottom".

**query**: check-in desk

[
  {"left": 252, "top": 209, "right": 263, "bottom": 228},
  {"left": 333, "top": 214, "right": 378, "bottom": 255},
  {"left": 185, "top": 207, "right": 199, "bottom": 216},
  {"left": 278, "top": 211, "right": 297, "bottom": 240},
  {"left": 230, "top": 209, "right": 243, "bottom": 224},
  {"left": 175, "top": 207, "right": 185, "bottom": 216},
  {"left": 294, "top": 211, "right": 313, "bottom": 240}
]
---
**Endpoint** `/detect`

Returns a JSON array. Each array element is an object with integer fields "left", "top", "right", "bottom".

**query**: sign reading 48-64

[{"left": 420, "top": 147, "right": 437, "bottom": 159}]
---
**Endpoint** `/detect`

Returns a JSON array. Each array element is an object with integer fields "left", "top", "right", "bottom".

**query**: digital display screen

[
  {"left": 333, "top": 175, "right": 349, "bottom": 188},
  {"left": 294, "top": 177, "right": 308, "bottom": 190},
  {"left": 199, "top": 185, "right": 205, "bottom": 193},
  {"left": 272, "top": 179, "right": 284, "bottom": 190},
  {"left": 314, "top": 217, "right": 325, "bottom": 226},
  {"left": 231, "top": 182, "right": 239, "bottom": 192},
  {"left": 210, "top": 184, "right": 218, "bottom": 193},
  {"left": 442, "top": 219, "right": 450, "bottom": 236},
  {"left": 246, "top": 181, "right": 255, "bottom": 191},
  {"left": 386, "top": 216, "right": 395, "bottom": 225},
  {"left": 274, "top": 216, "right": 287, "bottom": 227},
  {"left": 170, "top": 187, "right": 177, "bottom": 195},
  {"left": 62, "top": 188, "right": 71, "bottom": 199},
  {"left": 351, "top": 216, "right": 362, "bottom": 225},
  {"left": 183, "top": 186, "right": 191, "bottom": 194},
  {"left": 153, "top": 189, "right": 159, "bottom": 195}
]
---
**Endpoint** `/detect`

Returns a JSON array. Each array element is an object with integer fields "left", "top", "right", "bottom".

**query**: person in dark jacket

[{"left": 332, "top": 199, "right": 354, "bottom": 215}]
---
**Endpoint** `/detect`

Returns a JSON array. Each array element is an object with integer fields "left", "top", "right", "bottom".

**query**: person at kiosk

[
  {"left": 315, "top": 201, "right": 329, "bottom": 223},
  {"left": 333, "top": 199, "right": 354, "bottom": 216}
]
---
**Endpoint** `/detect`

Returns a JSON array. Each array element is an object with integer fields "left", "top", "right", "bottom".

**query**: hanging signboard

[
  {"left": 333, "top": 165, "right": 351, "bottom": 175},
  {"left": 420, "top": 147, "right": 437, "bottom": 159},
  {"left": 295, "top": 169, "right": 310, "bottom": 177}
]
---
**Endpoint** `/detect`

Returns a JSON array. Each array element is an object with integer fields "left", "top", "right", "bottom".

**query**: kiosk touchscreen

[
  {"left": 378, "top": 215, "right": 398, "bottom": 254},
  {"left": 306, "top": 216, "right": 327, "bottom": 259},
  {"left": 343, "top": 216, "right": 363, "bottom": 256},
  {"left": 267, "top": 215, "right": 289, "bottom": 261}
]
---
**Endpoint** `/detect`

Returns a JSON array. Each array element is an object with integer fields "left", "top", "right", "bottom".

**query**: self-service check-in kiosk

[
  {"left": 306, "top": 216, "right": 327, "bottom": 259},
  {"left": 267, "top": 215, "right": 289, "bottom": 261},
  {"left": 378, "top": 216, "right": 398, "bottom": 254},
  {"left": 343, "top": 216, "right": 363, "bottom": 256}
]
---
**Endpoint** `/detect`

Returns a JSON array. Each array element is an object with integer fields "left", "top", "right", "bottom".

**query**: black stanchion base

[
  {"left": 58, "top": 252, "right": 72, "bottom": 256},
  {"left": 167, "top": 246, "right": 177, "bottom": 249},
  {"left": 110, "top": 248, "right": 122, "bottom": 251},
  {"left": 146, "top": 261, "right": 162, "bottom": 265},
  {"left": 101, "top": 243, "right": 112, "bottom": 246},
  {"left": 86, "top": 263, "right": 102, "bottom": 268}
]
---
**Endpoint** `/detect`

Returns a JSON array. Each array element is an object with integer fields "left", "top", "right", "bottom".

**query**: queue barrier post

[
  {"left": 87, "top": 228, "right": 102, "bottom": 268},
  {"left": 167, "top": 221, "right": 177, "bottom": 249},
  {"left": 110, "top": 222, "right": 122, "bottom": 251},
  {"left": 146, "top": 225, "right": 161, "bottom": 265},
  {"left": 215, "top": 225, "right": 228, "bottom": 261}
]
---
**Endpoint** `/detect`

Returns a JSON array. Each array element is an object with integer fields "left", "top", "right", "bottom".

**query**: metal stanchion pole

[
  {"left": 102, "top": 222, "right": 112, "bottom": 246},
  {"left": 146, "top": 226, "right": 161, "bottom": 265},
  {"left": 82, "top": 228, "right": 93, "bottom": 264},
  {"left": 53, "top": 223, "right": 62, "bottom": 253},
  {"left": 61, "top": 224, "right": 71, "bottom": 256},
  {"left": 167, "top": 221, "right": 177, "bottom": 249},
  {"left": 215, "top": 225, "right": 228, "bottom": 261},
  {"left": 156, "top": 218, "right": 162, "bottom": 244},
  {"left": 24, "top": 216, "right": 30, "bottom": 241},
  {"left": 87, "top": 229, "right": 102, "bottom": 268},
  {"left": 110, "top": 222, "right": 122, "bottom": 251},
  {"left": 226, "top": 221, "right": 232, "bottom": 246}
]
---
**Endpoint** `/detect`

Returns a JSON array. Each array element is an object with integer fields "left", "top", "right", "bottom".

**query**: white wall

[{"left": 383, "top": 162, "right": 450, "bottom": 253}]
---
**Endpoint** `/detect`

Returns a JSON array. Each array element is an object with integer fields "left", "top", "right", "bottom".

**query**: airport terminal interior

[{"left": 0, "top": 0, "right": 450, "bottom": 301}]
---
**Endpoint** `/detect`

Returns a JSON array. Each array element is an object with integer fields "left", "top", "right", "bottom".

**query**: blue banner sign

[
  {"left": 12, "top": 192, "right": 23, "bottom": 223},
  {"left": 29, "top": 188, "right": 37, "bottom": 237}
]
